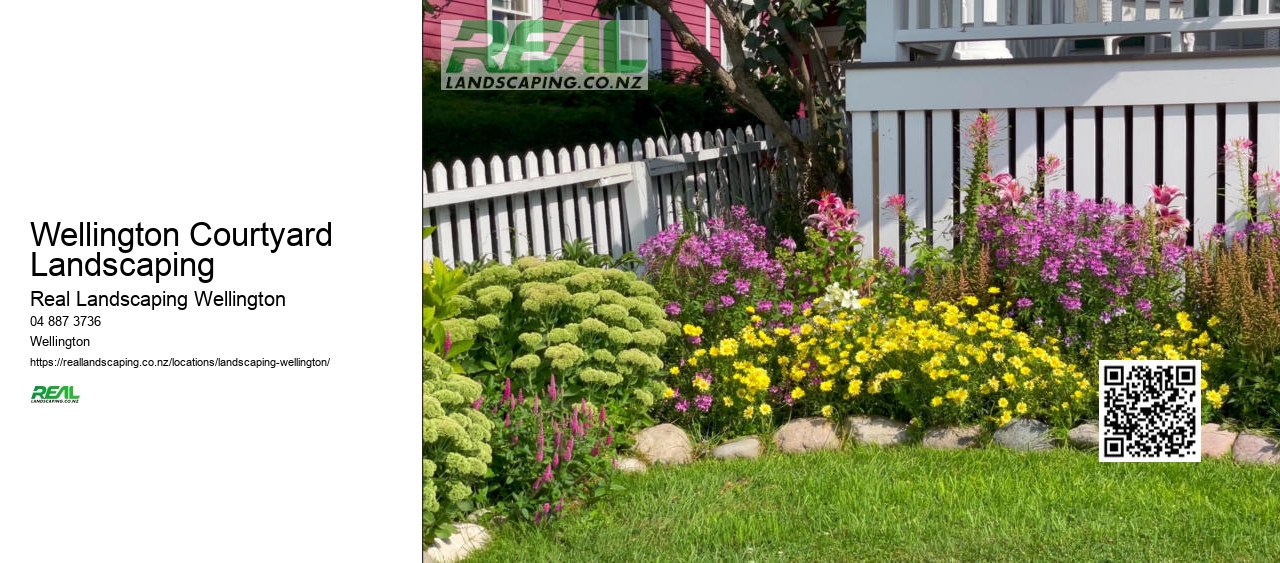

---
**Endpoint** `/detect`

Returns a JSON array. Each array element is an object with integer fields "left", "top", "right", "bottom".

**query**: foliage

[
  {"left": 445, "top": 257, "right": 678, "bottom": 432},
  {"left": 423, "top": 351, "right": 493, "bottom": 546},
  {"left": 482, "top": 379, "right": 618, "bottom": 525},
  {"left": 1188, "top": 209, "right": 1280, "bottom": 427},
  {"left": 595, "top": 0, "right": 867, "bottom": 195},
  {"left": 1112, "top": 313, "right": 1229, "bottom": 421},
  {"left": 424, "top": 62, "right": 796, "bottom": 165},
  {"left": 554, "top": 238, "right": 642, "bottom": 271},
  {"left": 638, "top": 205, "right": 787, "bottom": 343},
  {"left": 975, "top": 189, "right": 1190, "bottom": 359},
  {"left": 423, "top": 253, "right": 472, "bottom": 364},
  {"left": 660, "top": 296, "right": 1096, "bottom": 435}
]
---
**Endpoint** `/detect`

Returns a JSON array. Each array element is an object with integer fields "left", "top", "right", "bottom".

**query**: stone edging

[{"left": 619, "top": 417, "right": 1280, "bottom": 466}]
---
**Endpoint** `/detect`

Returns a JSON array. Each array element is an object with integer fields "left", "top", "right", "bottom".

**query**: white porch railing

[
  {"left": 863, "top": 0, "right": 1280, "bottom": 62},
  {"left": 423, "top": 121, "right": 807, "bottom": 266},
  {"left": 845, "top": 52, "right": 1280, "bottom": 262}
]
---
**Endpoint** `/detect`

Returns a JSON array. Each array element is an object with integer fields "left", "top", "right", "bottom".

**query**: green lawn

[{"left": 471, "top": 447, "right": 1280, "bottom": 562}]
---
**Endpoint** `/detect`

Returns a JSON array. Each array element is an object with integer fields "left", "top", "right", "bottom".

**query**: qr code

[{"left": 1098, "top": 360, "right": 1201, "bottom": 462}]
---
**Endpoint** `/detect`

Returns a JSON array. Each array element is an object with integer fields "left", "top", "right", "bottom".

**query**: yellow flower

[
  {"left": 670, "top": 366, "right": 680, "bottom": 375},
  {"left": 1218, "top": 383, "right": 1230, "bottom": 396},
  {"left": 1206, "top": 390, "right": 1223, "bottom": 409},
  {"left": 693, "top": 349, "right": 706, "bottom": 357},
  {"left": 791, "top": 388, "right": 805, "bottom": 400},
  {"left": 847, "top": 380, "right": 863, "bottom": 396},
  {"left": 913, "top": 299, "right": 930, "bottom": 313},
  {"left": 988, "top": 287, "right": 1001, "bottom": 294},
  {"left": 682, "top": 324, "right": 703, "bottom": 337},
  {"left": 743, "top": 406, "right": 755, "bottom": 419},
  {"left": 930, "top": 396, "right": 943, "bottom": 407},
  {"left": 759, "top": 403, "right": 772, "bottom": 415},
  {"left": 688, "top": 357, "right": 698, "bottom": 367},
  {"left": 868, "top": 381, "right": 882, "bottom": 395},
  {"left": 820, "top": 380, "right": 834, "bottom": 392},
  {"left": 1015, "top": 402, "right": 1027, "bottom": 414},
  {"left": 998, "top": 397, "right": 1009, "bottom": 408},
  {"left": 999, "top": 411, "right": 1012, "bottom": 426},
  {"left": 821, "top": 405, "right": 834, "bottom": 417},
  {"left": 723, "top": 396, "right": 734, "bottom": 407},
  {"left": 963, "top": 296, "right": 979, "bottom": 307},
  {"left": 1208, "top": 316, "right": 1221, "bottom": 327},
  {"left": 745, "top": 306, "right": 755, "bottom": 314},
  {"left": 662, "top": 388, "right": 675, "bottom": 399},
  {"left": 1200, "top": 379, "right": 1208, "bottom": 390}
]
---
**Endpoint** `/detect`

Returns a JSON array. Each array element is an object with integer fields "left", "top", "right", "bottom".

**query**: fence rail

[
  {"left": 423, "top": 120, "right": 809, "bottom": 266},
  {"left": 845, "top": 51, "right": 1280, "bottom": 264}
]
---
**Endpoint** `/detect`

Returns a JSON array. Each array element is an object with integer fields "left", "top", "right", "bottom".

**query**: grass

[{"left": 471, "top": 446, "right": 1280, "bottom": 562}]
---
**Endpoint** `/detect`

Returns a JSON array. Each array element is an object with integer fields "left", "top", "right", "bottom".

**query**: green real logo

[
  {"left": 31, "top": 385, "right": 80, "bottom": 403},
  {"left": 441, "top": 20, "right": 649, "bottom": 91}
]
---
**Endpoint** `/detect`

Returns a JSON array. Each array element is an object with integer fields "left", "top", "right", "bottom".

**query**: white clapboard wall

[
  {"left": 846, "top": 52, "right": 1280, "bottom": 263},
  {"left": 423, "top": 120, "right": 807, "bottom": 266}
]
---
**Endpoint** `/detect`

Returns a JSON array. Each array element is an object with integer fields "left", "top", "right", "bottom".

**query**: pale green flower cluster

[
  {"left": 452, "top": 257, "right": 680, "bottom": 426},
  {"left": 439, "top": 318, "right": 477, "bottom": 347},
  {"left": 475, "top": 285, "right": 513, "bottom": 311},
  {"left": 578, "top": 367, "right": 624, "bottom": 386},
  {"left": 423, "top": 351, "right": 492, "bottom": 541},
  {"left": 517, "top": 332, "right": 543, "bottom": 348},
  {"left": 544, "top": 343, "right": 587, "bottom": 370},
  {"left": 475, "top": 314, "right": 501, "bottom": 332}
]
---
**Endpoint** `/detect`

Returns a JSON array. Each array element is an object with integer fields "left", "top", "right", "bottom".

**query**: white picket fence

[
  {"left": 423, "top": 121, "right": 808, "bottom": 266},
  {"left": 845, "top": 50, "right": 1280, "bottom": 263}
]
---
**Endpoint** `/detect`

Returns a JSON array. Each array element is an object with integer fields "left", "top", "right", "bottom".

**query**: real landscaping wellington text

[{"left": 29, "top": 221, "right": 333, "bottom": 283}]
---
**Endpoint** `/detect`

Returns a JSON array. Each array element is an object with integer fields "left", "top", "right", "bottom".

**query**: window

[
  {"left": 616, "top": 6, "right": 661, "bottom": 72},
  {"left": 490, "top": 0, "right": 540, "bottom": 23}
]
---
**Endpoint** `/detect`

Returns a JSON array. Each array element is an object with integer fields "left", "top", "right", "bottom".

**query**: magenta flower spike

[
  {"left": 536, "top": 423, "right": 545, "bottom": 462},
  {"left": 442, "top": 331, "right": 452, "bottom": 357},
  {"left": 548, "top": 374, "right": 558, "bottom": 401},
  {"left": 502, "top": 378, "right": 512, "bottom": 403}
]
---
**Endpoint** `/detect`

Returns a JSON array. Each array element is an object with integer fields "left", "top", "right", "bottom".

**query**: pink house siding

[
  {"left": 423, "top": 0, "right": 486, "bottom": 60},
  {"left": 424, "top": 1, "right": 720, "bottom": 73}
]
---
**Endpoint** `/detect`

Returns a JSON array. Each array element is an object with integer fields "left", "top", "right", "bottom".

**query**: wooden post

[
  {"left": 623, "top": 161, "right": 657, "bottom": 266},
  {"left": 863, "top": 0, "right": 909, "bottom": 62}
]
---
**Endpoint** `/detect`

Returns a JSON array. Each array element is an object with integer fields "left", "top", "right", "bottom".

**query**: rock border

[{"left": 623, "top": 420, "right": 1279, "bottom": 465}]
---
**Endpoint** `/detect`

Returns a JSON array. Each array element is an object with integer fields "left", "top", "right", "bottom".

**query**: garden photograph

[{"left": 423, "top": 1, "right": 1280, "bottom": 561}]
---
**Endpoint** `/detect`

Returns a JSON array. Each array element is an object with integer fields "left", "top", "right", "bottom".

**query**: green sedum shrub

[
  {"left": 452, "top": 257, "right": 679, "bottom": 431},
  {"left": 423, "top": 350, "right": 493, "bottom": 547}
]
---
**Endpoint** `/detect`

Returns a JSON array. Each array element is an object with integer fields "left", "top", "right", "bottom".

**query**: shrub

[
  {"left": 423, "top": 62, "right": 796, "bottom": 165},
  {"left": 1188, "top": 213, "right": 1280, "bottom": 426},
  {"left": 423, "top": 351, "right": 493, "bottom": 546},
  {"left": 660, "top": 296, "right": 1096, "bottom": 435},
  {"left": 971, "top": 187, "right": 1190, "bottom": 359},
  {"left": 1112, "top": 313, "right": 1229, "bottom": 421},
  {"left": 447, "top": 257, "right": 678, "bottom": 432},
  {"left": 639, "top": 206, "right": 787, "bottom": 342},
  {"left": 483, "top": 377, "right": 616, "bottom": 525}
]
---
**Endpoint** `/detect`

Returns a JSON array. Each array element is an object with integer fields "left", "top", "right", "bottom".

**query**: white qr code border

[{"left": 1098, "top": 360, "right": 1201, "bottom": 463}]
